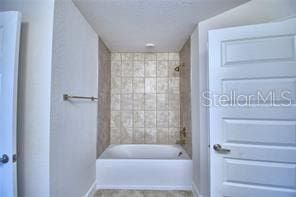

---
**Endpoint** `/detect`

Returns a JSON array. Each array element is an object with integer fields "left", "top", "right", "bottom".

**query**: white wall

[
  {"left": 191, "top": 0, "right": 296, "bottom": 196},
  {"left": 0, "top": 1, "right": 54, "bottom": 196},
  {"left": 50, "top": 0, "right": 98, "bottom": 196}
]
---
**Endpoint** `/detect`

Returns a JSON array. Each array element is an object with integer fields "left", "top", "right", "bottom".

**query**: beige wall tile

[
  {"left": 111, "top": 94, "right": 121, "bottom": 110},
  {"left": 145, "top": 111, "right": 156, "bottom": 128},
  {"left": 156, "top": 94, "right": 169, "bottom": 110},
  {"left": 111, "top": 53, "right": 121, "bottom": 61},
  {"left": 111, "top": 111, "right": 121, "bottom": 128},
  {"left": 110, "top": 52, "right": 180, "bottom": 145},
  {"left": 145, "top": 61, "right": 157, "bottom": 77},
  {"left": 157, "top": 78, "right": 168, "bottom": 93},
  {"left": 169, "top": 94, "right": 180, "bottom": 110},
  {"left": 134, "top": 111, "right": 144, "bottom": 128},
  {"left": 120, "top": 127, "right": 133, "bottom": 144},
  {"left": 169, "top": 52, "right": 179, "bottom": 61},
  {"left": 121, "top": 111, "right": 133, "bottom": 128},
  {"left": 145, "top": 128, "right": 157, "bottom": 143},
  {"left": 134, "top": 61, "right": 144, "bottom": 77},
  {"left": 122, "top": 61, "right": 133, "bottom": 77},
  {"left": 157, "top": 60, "right": 168, "bottom": 77},
  {"left": 133, "top": 77, "right": 144, "bottom": 93},
  {"left": 145, "top": 53, "right": 157, "bottom": 61},
  {"left": 157, "top": 111, "right": 169, "bottom": 128},
  {"left": 110, "top": 128, "right": 121, "bottom": 144},
  {"left": 168, "top": 128, "right": 180, "bottom": 144},
  {"left": 111, "top": 77, "right": 121, "bottom": 93},
  {"left": 111, "top": 61, "right": 121, "bottom": 77},
  {"left": 133, "top": 128, "right": 145, "bottom": 144},
  {"left": 169, "top": 78, "right": 180, "bottom": 94},
  {"left": 121, "top": 77, "right": 133, "bottom": 93},
  {"left": 169, "top": 110, "right": 180, "bottom": 128},
  {"left": 145, "top": 78, "right": 156, "bottom": 93},
  {"left": 121, "top": 53, "right": 133, "bottom": 61},
  {"left": 134, "top": 53, "right": 144, "bottom": 61},
  {"left": 157, "top": 53, "right": 169, "bottom": 61},
  {"left": 121, "top": 94, "right": 133, "bottom": 110},
  {"left": 168, "top": 61, "right": 180, "bottom": 77},
  {"left": 157, "top": 128, "right": 169, "bottom": 144},
  {"left": 133, "top": 94, "right": 145, "bottom": 110},
  {"left": 145, "top": 94, "right": 156, "bottom": 110}
]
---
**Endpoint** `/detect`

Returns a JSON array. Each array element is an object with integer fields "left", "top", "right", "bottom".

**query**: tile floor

[{"left": 94, "top": 190, "right": 192, "bottom": 197}]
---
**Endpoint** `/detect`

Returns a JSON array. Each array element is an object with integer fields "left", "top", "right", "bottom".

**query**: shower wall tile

[
  {"left": 145, "top": 53, "right": 157, "bottom": 61},
  {"left": 121, "top": 53, "right": 133, "bottom": 61},
  {"left": 97, "top": 39, "right": 111, "bottom": 157},
  {"left": 180, "top": 39, "right": 192, "bottom": 157},
  {"left": 134, "top": 53, "right": 144, "bottom": 61},
  {"left": 169, "top": 78, "right": 180, "bottom": 94},
  {"left": 169, "top": 110, "right": 180, "bottom": 128},
  {"left": 111, "top": 61, "right": 121, "bottom": 77},
  {"left": 145, "top": 128, "right": 157, "bottom": 143},
  {"left": 121, "top": 77, "right": 133, "bottom": 93},
  {"left": 110, "top": 128, "right": 121, "bottom": 144},
  {"left": 134, "top": 61, "right": 145, "bottom": 77},
  {"left": 121, "top": 111, "right": 133, "bottom": 128},
  {"left": 168, "top": 128, "right": 179, "bottom": 144},
  {"left": 169, "top": 52, "right": 180, "bottom": 61},
  {"left": 157, "top": 94, "right": 169, "bottom": 110},
  {"left": 145, "top": 94, "right": 156, "bottom": 110},
  {"left": 169, "top": 94, "right": 180, "bottom": 110},
  {"left": 121, "top": 94, "right": 133, "bottom": 110},
  {"left": 111, "top": 94, "right": 121, "bottom": 110},
  {"left": 145, "top": 78, "right": 156, "bottom": 93},
  {"left": 145, "top": 111, "right": 156, "bottom": 128},
  {"left": 157, "top": 128, "right": 169, "bottom": 144},
  {"left": 157, "top": 78, "right": 168, "bottom": 93},
  {"left": 134, "top": 128, "right": 145, "bottom": 144},
  {"left": 111, "top": 53, "right": 121, "bottom": 61},
  {"left": 134, "top": 111, "right": 144, "bottom": 128},
  {"left": 111, "top": 77, "right": 121, "bottom": 93},
  {"left": 145, "top": 61, "right": 157, "bottom": 77},
  {"left": 133, "top": 94, "right": 145, "bottom": 110},
  {"left": 121, "top": 61, "right": 133, "bottom": 77},
  {"left": 110, "top": 52, "right": 180, "bottom": 144},
  {"left": 111, "top": 111, "right": 121, "bottom": 128},
  {"left": 157, "top": 61, "right": 169, "bottom": 77},
  {"left": 157, "top": 53, "right": 169, "bottom": 61},
  {"left": 121, "top": 127, "right": 133, "bottom": 143},
  {"left": 157, "top": 111, "right": 169, "bottom": 128},
  {"left": 133, "top": 78, "right": 145, "bottom": 93},
  {"left": 169, "top": 61, "right": 180, "bottom": 77}
]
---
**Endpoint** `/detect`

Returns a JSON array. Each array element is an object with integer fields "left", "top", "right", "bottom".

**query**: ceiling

[{"left": 74, "top": 0, "right": 249, "bottom": 52}]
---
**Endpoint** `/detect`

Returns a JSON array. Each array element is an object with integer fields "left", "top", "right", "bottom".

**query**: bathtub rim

[{"left": 98, "top": 144, "right": 191, "bottom": 160}]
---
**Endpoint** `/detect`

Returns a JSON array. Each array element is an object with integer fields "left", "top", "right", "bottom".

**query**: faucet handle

[{"left": 180, "top": 127, "right": 186, "bottom": 137}]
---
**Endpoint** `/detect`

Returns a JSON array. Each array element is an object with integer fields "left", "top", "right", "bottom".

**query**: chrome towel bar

[{"left": 63, "top": 94, "right": 98, "bottom": 101}]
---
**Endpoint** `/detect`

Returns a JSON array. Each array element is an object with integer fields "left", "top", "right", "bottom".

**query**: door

[
  {"left": 209, "top": 18, "right": 296, "bottom": 197},
  {"left": 0, "top": 12, "right": 21, "bottom": 197}
]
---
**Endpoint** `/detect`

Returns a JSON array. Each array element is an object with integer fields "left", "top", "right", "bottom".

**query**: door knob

[
  {"left": 213, "top": 144, "right": 231, "bottom": 153},
  {"left": 0, "top": 154, "right": 9, "bottom": 164}
]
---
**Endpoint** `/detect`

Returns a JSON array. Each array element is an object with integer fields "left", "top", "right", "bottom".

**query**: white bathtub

[{"left": 96, "top": 144, "right": 192, "bottom": 191}]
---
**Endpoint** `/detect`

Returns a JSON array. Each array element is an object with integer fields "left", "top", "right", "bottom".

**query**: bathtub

[{"left": 96, "top": 144, "right": 192, "bottom": 191}]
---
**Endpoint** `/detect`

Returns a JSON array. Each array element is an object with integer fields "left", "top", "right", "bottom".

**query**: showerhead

[{"left": 174, "top": 63, "right": 184, "bottom": 72}]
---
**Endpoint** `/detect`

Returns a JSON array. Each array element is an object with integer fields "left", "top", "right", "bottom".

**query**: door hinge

[{"left": 13, "top": 154, "right": 17, "bottom": 163}]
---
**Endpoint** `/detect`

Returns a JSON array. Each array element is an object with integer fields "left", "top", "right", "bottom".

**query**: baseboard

[
  {"left": 84, "top": 180, "right": 97, "bottom": 197},
  {"left": 192, "top": 182, "right": 202, "bottom": 197}
]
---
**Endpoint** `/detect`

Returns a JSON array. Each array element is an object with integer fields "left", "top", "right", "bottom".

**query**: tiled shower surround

[{"left": 110, "top": 53, "right": 180, "bottom": 144}]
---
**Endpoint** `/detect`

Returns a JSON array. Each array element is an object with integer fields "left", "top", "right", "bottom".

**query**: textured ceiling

[{"left": 74, "top": 0, "right": 249, "bottom": 52}]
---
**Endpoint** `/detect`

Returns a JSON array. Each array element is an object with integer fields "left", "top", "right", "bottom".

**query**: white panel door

[
  {"left": 0, "top": 12, "right": 21, "bottom": 197},
  {"left": 209, "top": 18, "right": 296, "bottom": 197}
]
